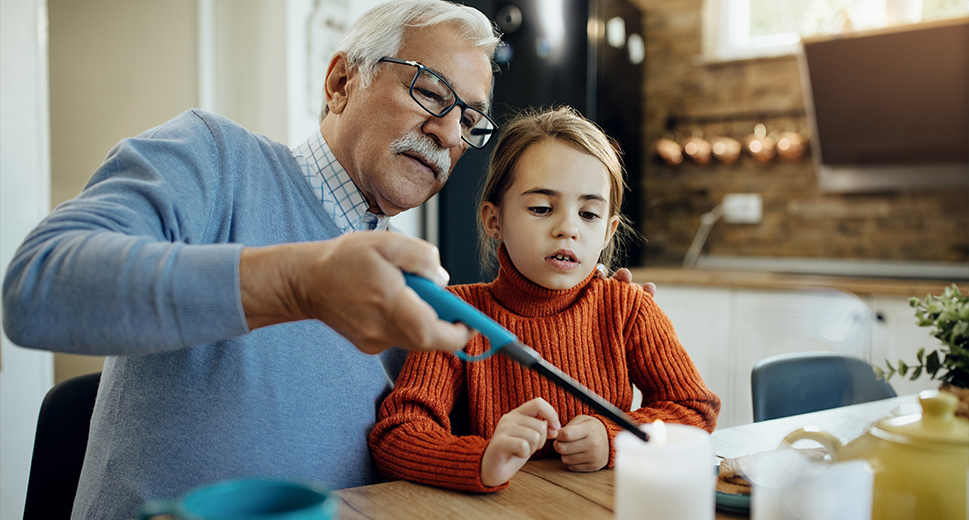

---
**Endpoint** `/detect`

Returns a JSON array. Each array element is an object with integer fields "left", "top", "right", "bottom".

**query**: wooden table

[{"left": 336, "top": 395, "right": 916, "bottom": 519}]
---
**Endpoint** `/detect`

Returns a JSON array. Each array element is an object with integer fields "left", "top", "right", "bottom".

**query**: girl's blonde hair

[{"left": 477, "top": 106, "right": 633, "bottom": 277}]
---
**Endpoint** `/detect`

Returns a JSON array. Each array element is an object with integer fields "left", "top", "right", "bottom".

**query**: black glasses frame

[{"left": 378, "top": 56, "right": 497, "bottom": 149}]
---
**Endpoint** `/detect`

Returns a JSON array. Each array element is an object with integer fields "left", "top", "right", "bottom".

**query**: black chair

[
  {"left": 751, "top": 352, "right": 896, "bottom": 422},
  {"left": 24, "top": 372, "right": 101, "bottom": 520}
]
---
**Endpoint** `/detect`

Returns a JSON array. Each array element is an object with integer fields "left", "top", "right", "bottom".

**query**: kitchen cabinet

[{"left": 646, "top": 285, "right": 939, "bottom": 429}]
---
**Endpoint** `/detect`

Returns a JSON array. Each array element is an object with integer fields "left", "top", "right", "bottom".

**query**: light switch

[{"left": 722, "top": 193, "right": 762, "bottom": 224}]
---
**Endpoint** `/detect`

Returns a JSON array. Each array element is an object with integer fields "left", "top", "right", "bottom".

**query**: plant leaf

[
  {"left": 910, "top": 366, "right": 922, "bottom": 380},
  {"left": 917, "top": 347, "right": 925, "bottom": 363},
  {"left": 873, "top": 366, "right": 885, "bottom": 380},
  {"left": 926, "top": 350, "right": 942, "bottom": 377}
]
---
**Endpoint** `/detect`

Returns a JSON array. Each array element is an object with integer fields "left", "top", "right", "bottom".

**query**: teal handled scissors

[{"left": 404, "top": 273, "right": 649, "bottom": 442}]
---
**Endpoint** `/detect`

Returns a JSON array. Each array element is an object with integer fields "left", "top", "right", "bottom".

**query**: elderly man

[{"left": 4, "top": 1, "right": 498, "bottom": 518}]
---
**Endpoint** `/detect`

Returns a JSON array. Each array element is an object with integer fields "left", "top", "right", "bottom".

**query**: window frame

[{"left": 702, "top": 0, "right": 803, "bottom": 62}]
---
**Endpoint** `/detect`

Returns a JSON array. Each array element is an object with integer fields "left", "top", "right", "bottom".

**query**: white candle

[{"left": 615, "top": 421, "right": 715, "bottom": 520}]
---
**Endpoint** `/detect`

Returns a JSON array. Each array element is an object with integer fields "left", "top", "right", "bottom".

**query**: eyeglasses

[{"left": 378, "top": 56, "right": 497, "bottom": 149}]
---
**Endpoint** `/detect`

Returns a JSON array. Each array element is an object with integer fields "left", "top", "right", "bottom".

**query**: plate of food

[{"left": 715, "top": 461, "right": 751, "bottom": 514}]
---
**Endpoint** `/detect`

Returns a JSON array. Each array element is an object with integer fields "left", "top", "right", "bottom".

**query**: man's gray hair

[{"left": 319, "top": 0, "right": 500, "bottom": 122}]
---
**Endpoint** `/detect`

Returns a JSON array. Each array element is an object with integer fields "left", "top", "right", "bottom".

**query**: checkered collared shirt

[{"left": 292, "top": 130, "right": 390, "bottom": 233}]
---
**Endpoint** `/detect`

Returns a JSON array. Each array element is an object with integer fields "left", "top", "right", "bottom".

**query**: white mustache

[{"left": 390, "top": 133, "right": 451, "bottom": 182}]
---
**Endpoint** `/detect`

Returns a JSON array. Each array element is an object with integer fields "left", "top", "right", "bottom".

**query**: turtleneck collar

[{"left": 488, "top": 244, "right": 597, "bottom": 318}]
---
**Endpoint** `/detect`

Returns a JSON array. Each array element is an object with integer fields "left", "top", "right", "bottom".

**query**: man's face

[{"left": 327, "top": 24, "right": 493, "bottom": 216}]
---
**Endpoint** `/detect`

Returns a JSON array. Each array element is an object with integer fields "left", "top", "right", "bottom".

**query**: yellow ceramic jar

[{"left": 783, "top": 390, "right": 969, "bottom": 520}]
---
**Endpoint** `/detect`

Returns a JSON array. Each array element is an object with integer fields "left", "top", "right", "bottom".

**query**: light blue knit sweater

[{"left": 2, "top": 110, "right": 403, "bottom": 519}]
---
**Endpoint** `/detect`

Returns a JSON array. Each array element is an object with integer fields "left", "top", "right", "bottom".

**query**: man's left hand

[{"left": 595, "top": 265, "right": 656, "bottom": 297}]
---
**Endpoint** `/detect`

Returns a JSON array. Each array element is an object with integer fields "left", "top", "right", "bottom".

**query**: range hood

[{"left": 799, "top": 18, "right": 969, "bottom": 192}]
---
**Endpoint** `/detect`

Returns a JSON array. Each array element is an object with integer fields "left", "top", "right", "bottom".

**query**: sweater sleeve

[
  {"left": 596, "top": 291, "right": 722, "bottom": 467},
  {"left": 2, "top": 110, "right": 249, "bottom": 355},
  {"left": 369, "top": 348, "right": 506, "bottom": 493}
]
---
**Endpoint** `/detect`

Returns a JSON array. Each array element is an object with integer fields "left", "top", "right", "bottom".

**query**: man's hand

[
  {"left": 595, "top": 265, "right": 656, "bottom": 297},
  {"left": 239, "top": 231, "right": 475, "bottom": 355},
  {"left": 481, "top": 398, "right": 561, "bottom": 487},
  {"left": 552, "top": 415, "right": 609, "bottom": 472}
]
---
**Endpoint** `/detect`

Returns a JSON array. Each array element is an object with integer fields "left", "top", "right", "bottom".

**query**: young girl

[{"left": 369, "top": 107, "right": 720, "bottom": 492}]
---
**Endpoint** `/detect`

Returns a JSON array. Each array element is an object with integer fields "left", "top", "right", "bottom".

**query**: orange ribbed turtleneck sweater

[{"left": 370, "top": 246, "right": 721, "bottom": 492}]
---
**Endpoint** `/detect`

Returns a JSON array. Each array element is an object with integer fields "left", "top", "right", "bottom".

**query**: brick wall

[{"left": 630, "top": 0, "right": 969, "bottom": 266}]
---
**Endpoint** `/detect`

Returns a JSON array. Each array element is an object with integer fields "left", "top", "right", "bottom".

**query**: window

[{"left": 703, "top": 0, "right": 969, "bottom": 62}]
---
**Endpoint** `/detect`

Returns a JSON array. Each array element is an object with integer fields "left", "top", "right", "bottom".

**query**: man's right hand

[{"left": 238, "top": 231, "right": 474, "bottom": 355}]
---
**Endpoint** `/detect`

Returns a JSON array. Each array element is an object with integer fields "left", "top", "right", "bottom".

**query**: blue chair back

[{"left": 751, "top": 352, "right": 896, "bottom": 422}]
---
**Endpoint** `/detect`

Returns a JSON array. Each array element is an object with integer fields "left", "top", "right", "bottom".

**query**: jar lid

[{"left": 872, "top": 390, "right": 969, "bottom": 447}]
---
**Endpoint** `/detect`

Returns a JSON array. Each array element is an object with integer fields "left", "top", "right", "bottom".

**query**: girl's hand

[
  {"left": 481, "top": 398, "right": 561, "bottom": 487},
  {"left": 552, "top": 415, "right": 609, "bottom": 472}
]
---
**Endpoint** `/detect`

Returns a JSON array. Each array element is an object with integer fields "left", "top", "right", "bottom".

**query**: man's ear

[
  {"left": 481, "top": 202, "right": 501, "bottom": 239},
  {"left": 324, "top": 52, "right": 352, "bottom": 115}
]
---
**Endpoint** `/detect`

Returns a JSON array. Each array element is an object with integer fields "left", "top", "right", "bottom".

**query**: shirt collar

[{"left": 292, "top": 129, "right": 390, "bottom": 233}]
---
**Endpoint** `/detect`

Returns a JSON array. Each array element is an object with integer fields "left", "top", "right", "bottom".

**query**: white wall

[
  {"left": 0, "top": 1, "right": 55, "bottom": 518},
  {"left": 47, "top": 0, "right": 199, "bottom": 385},
  {"left": 200, "top": 0, "right": 289, "bottom": 143}
]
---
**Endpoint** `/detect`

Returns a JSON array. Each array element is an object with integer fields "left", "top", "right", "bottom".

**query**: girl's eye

[
  {"left": 580, "top": 211, "right": 601, "bottom": 221},
  {"left": 529, "top": 206, "right": 551, "bottom": 215}
]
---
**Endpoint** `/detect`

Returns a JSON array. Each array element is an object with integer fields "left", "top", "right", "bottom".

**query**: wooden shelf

[{"left": 627, "top": 267, "right": 966, "bottom": 298}]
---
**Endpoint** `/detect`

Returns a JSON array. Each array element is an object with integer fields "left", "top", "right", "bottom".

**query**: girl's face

[{"left": 482, "top": 139, "right": 620, "bottom": 291}]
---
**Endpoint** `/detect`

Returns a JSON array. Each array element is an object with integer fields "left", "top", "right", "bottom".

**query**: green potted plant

[{"left": 874, "top": 283, "right": 968, "bottom": 419}]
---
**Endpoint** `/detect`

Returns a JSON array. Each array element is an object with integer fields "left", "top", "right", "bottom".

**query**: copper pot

[
  {"left": 682, "top": 136, "right": 712, "bottom": 165},
  {"left": 743, "top": 124, "right": 775, "bottom": 163},
  {"left": 710, "top": 136, "right": 742, "bottom": 164},
  {"left": 654, "top": 137, "right": 683, "bottom": 165},
  {"left": 775, "top": 131, "right": 807, "bottom": 160}
]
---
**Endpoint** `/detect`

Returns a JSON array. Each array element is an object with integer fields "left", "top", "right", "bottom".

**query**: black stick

[{"left": 500, "top": 342, "right": 649, "bottom": 442}]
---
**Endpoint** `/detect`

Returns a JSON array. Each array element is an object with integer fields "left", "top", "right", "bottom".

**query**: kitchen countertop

[{"left": 627, "top": 266, "right": 968, "bottom": 298}]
